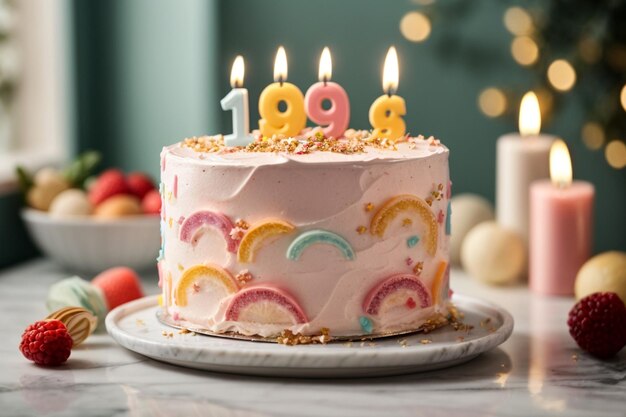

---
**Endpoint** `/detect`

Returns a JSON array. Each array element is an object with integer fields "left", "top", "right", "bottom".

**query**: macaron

[
  {"left": 91, "top": 267, "right": 144, "bottom": 310},
  {"left": 47, "top": 276, "right": 108, "bottom": 329}
]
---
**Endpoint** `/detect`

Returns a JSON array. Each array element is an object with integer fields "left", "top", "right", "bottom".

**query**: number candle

[
  {"left": 529, "top": 140, "right": 594, "bottom": 295},
  {"left": 221, "top": 55, "right": 254, "bottom": 147},
  {"left": 304, "top": 47, "right": 350, "bottom": 138},
  {"left": 496, "top": 92, "right": 556, "bottom": 244},
  {"left": 369, "top": 46, "right": 406, "bottom": 140},
  {"left": 258, "top": 46, "right": 306, "bottom": 137}
]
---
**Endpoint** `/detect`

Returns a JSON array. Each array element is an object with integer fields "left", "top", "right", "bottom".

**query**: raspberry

[
  {"left": 567, "top": 292, "right": 626, "bottom": 359},
  {"left": 88, "top": 169, "right": 130, "bottom": 206},
  {"left": 126, "top": 172, "right": 155, "bottom": 200},
  {"left": 141, "top": 189, "right": 162, "bottom": 215},
  {"left": 19, "top": 320, "right": 73, "bottom": 366}
]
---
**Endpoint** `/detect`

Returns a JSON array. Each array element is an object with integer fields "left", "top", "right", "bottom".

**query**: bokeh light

[
  {"left": 400, "top": 11, "right": 432, "bottom": 43},
  {"left": 581, "top": 122, "right": 605, "bottom": 150},
  {"left": 605, "top": 140, "right": 626, "bottom": 169},
  {"left": 503, "top": 7, "right": 533, "bottom": 36},
  {"left": 621, "top": 84, "right": 626, "bottom": 112},
  {"left": 547, "top": 59, "right": 576, "bottom": 92},
  {"left": 478, "top": 87, "right": 507, "bottom": 117},
  {"left": 511, "top": 36, "right": 539, "bottom": 66}
]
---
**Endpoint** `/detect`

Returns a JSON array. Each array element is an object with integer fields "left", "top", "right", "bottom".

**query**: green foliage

[{"left": 62, "top": 151, "right": 101, "bottom": 188}]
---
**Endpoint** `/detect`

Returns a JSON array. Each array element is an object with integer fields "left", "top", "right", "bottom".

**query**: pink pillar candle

[
  {"left": 529, "top": 180, "right": 594, "bottom": 295},
  {"left": 304, "top": 81, "right": 350, "bottom": 138}
]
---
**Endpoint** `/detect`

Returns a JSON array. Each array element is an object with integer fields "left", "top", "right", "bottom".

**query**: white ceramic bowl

[{"left": 21, "top": 209, "right": 160, "bottom": 274}]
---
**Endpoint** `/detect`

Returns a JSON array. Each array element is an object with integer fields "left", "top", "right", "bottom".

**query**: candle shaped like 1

[
  {"left": 304, "top": 47, "right": 350, "bottom": 138},
  {"left": 258, "top": 46, "right": 306, "bottom": 137},
  {"left": 221, "top": 56, "right": 254, "bottom": 147},
  {"left": 529, "top": 140, "right": 594, "bottom": 295},
  {"left": 369, "top": 46, "right": 406, "bottom": 140},
  {"left": 496, "top": 92, "right": 555, "bottom": 244}
]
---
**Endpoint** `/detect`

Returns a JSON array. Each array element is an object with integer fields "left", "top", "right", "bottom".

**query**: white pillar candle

[
  {"left": 221, "top": 56, "right": 253, "bottom": 147},
  {"left": 496, "top": 92, "right": 555, "bottom": 243}
]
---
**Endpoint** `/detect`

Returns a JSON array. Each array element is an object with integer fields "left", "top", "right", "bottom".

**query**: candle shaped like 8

[
  {"left": 258, "top": 46, "right": 306, "bottom": 137},
  {"left": 496, "top": 92, "right": 555, "bottom": 244},
  {"left": 304, "top": 47, "right": 350, "bottom": 138},
  {"left": 369, "top": 47, "right": 406, "bottom": 140},
  {"left": 221, "top": 56, "right": 254, "bottom": 147},
  {"left": 530, "top": 140, "right": 594, "bottom": 296}
]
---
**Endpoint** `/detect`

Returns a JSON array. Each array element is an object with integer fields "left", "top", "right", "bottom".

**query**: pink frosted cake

[{"left": 158, "top": 130, "right": 451, "bottom": 340}]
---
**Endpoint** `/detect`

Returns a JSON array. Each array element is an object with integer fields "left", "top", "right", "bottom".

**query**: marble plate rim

[{"left": 106, "top": 294, "right": 514, "bottom": 375}]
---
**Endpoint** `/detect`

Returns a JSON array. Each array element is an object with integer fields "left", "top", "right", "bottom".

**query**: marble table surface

[{"left": 0, "top": 259, "right": 624, "bottom": 417}]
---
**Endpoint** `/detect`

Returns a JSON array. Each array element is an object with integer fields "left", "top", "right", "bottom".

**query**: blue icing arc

[
  {"left": 359, "top": 316, "right": 373, "bottom": 334},
  {"left": 286, "top": 229, "right": 356, "bottom": 261}
]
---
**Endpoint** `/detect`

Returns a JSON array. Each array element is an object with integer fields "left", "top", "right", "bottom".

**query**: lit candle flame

[
  {"left": 519, "top": 91, "right": 541, "bottom": 136},
  {"left": 273, "top": 46, "right": 287, "bottom": 83},
  {"left": 230, "top": 55, "right": 245, "bottom": 88},
  {"left": 550, "top": 139, "right": 573, "bottom": 188},
  {"left": 318, "top": 47, "right": 332, "bottom": 83},
  {"left": 382, "top": 46, "right": 399, "bottom": 95}
]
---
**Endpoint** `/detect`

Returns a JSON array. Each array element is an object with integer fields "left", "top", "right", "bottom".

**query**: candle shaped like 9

[
  {"left": 304, "top": 47, "right": 350, "bottom": 138},
  {"left": 496, "top": 92, "right": 555, "bottom": 244},
  {"left": 369, "top": 47, "right": 406, "bottom": 140},
  {"left": 258, "top": 46, "right": 306, "bottom": 137},
  {"left": 529, "top": 140, "right": 594, "bottom": 296},
  {"left": 221, "top": 56, "right": 254, "bottom": 147}
]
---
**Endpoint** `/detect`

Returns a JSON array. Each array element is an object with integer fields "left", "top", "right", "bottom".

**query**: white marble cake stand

[{"left": 106, "top": 295, "right": 513, "bottom": 378}]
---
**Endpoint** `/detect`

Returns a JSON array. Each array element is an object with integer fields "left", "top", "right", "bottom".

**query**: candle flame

[
  {"left": 273, "top": 46, "right": 288, "bottom": 83},
  {"left": 230, "top": 55, "right": 245, "bottom": 88},
  {"left": 382, "top": 46, "right": 399, "bottom": 94},
  {"left": 550, "top": 139, "right": 573, "bottom": 187},
  {"left": 318, "top": 47, "right": 332, "bottom": 82},
  {"left": 519, "top": 91, "right": 541, "bottom": 136}
]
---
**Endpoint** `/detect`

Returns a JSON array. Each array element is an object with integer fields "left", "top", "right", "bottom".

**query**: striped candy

[{"left": 46, "top": 307, "right": 97, "bottom": 346}]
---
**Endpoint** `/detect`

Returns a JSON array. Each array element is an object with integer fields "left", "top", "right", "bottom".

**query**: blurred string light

[
  {"left": 503, "top": 7, "right": 534, "bottom": 36},
  {"left": 605, "top": 140, "right": 626, "bottom": 169},
  {"left": 478, "top": 87, "right": 507, "bottom": 117},
  {"left": 547, "top": 59, "right": 576, "bottom": 92},
  {"left": 400, "top": 11, "right": 431, "bottom": 42},
  {"left": 621, "top": 85, "right": 626, "bottom": 112},
  {"left": 581, "top": 122, "right": 605, "bottom": 150},
  {"left": 511, "top": 36, "right": 539, "bottom": 66}
]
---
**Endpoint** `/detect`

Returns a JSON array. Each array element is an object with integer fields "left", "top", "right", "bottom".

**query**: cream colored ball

[
  {"left": 49, "top": 189, "right": 92, "bottom": 218},
  {"left": 461, "top": 221, "right": 526, "bottom": 285},
  {"left": 450, "top": 194, "right": 494, "bottom": 265},
  {"left": 575, "top": 251, "right": 626, "bottom": 303},
  {"left": 94, "top": 195, "right": 142, "bottom": 218}
]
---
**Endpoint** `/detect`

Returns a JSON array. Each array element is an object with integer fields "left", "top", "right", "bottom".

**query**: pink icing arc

[
  {"left": 179, "top": 210, "right": 239, "bottom": 253},
  {"left": 363, "top": 273, "right": 432, "bottom": 315},
  {"left": 173, "top": 175, "right": 178, "bottom": 198},
  {"left": 225, "top": 286, "right": 308, "bottom": 324}
]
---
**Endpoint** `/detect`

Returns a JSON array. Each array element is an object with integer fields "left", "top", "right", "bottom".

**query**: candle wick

[{"left": 323, "top": 77, "right": 328, "bottom": 86}]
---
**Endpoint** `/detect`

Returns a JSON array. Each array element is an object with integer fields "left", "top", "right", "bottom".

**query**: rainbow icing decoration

[
  {"left": 225, "top": 286, "right": 308, "bottom": 325},
  {"left": 363, "top": 273, "right": 432, "bottom": 316},
  {"left": 430, "top": 261, "right": 449, "bottom": 306},
  {"left": 237, "top": 219, "right": 295, "bottom": 263},
  {"left": 370, "top": 194, "right": 438, "bottom": 256},
  {"left": 175, "top": 264, "right": 238, "bottom": 307},
  {"left": 286, "top": 229, "right": 356, "bottom": 261},
  {"left": 179, "top": 211, "right": 239, "bottom": 253}
]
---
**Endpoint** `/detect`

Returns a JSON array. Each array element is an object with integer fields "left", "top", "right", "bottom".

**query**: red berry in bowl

[
  {"left": 567, "top": 292, "right": 626, "bottom": 359},
  {"left": 88, "top": 169, "right": 130, "bottom": 206},
  {"left": 126, "top": 172, "right": 155, "bottom": 199},
  {"left": 141, "top": 189, "right": 161, "bottom": 215},
  {"left": 19, "top": 320, "right": 73, "bottom": 366}
]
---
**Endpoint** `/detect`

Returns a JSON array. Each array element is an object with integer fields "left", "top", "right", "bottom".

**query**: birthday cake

[{"left": 158, "top": 129, "right": 451, "bottom": 341}]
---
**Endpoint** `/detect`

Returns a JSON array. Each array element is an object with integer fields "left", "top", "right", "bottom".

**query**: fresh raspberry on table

[
  {"left": 88, "top": 169, "right": 130, "bottom": 205},
  {"left": 141, "top": 189, "right": 162, "bottom": 215},
  {"left": 126, "top": 172, "right": 155, "bottom": 200},
  {"left": 567, "top": 292, "right": 626, "bottom": 359},
  {"left": 19, "top": 320, "right": 73, "bottom": 366}
]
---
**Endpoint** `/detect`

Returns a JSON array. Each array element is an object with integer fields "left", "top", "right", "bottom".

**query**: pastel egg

[
  {"left": 461, "top": 221, "right": 526, "bottom": 285},
  {"left": 449, "top": 194, "right": 494, "bottom": 265},
  {"left": 49, "top": 189, "right": 93, "bottom": 218},
  {"left": 27, "top": 168, "right": 70, "bottom": 211},
  {"left": 575, "top": 251, "right": 626, "bottom": 303},
  {"left": 94, "top": 195, "right": 142, "bottom": 218}
]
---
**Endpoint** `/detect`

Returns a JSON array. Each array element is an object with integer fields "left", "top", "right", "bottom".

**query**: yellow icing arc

[
  {"left": 370, "top": 194, "right": 438, "bottom": 256},
  {"left": 175, "top": 264, "right": 238, "bottom": 307},
  {"left": 430, "top": 261, "right": 449, "bottom": 305},
  {"left": 237, "top": 219, "right": 295, "bottom": 263}
]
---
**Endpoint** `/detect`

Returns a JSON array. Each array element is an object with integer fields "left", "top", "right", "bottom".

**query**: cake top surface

[{"left": 165, "top": 128, "right": 448, "bottom": 166}]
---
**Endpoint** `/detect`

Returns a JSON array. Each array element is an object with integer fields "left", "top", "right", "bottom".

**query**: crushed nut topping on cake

[
  {"left": 276, "top": 328, "right": 332, "bottom": 345},
  {"left": 181, "top": 129, "right": 443, "bottom": 155}
]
